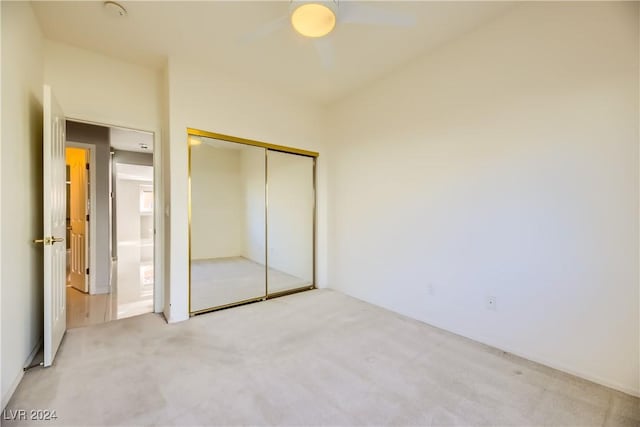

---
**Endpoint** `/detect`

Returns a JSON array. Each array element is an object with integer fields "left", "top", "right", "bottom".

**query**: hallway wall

[
  {"left": 0, "top": 1, "right": 44, "bottom": 408},
  {"left": 111, "top": 149, "right": 154, "bottom": 261},
  {"left": 66, "top": 121, "right": 111, "bottom": 294}
]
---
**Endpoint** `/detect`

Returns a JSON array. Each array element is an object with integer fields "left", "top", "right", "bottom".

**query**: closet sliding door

[
  {"left": 189, "top": 137, "right": 266, "bottom": 313},
  {"left": 266, "top": 150, "right": 315, "bottom": 296},
  {"left": 188, "top": 129, "right": 317, "bottom": 315}
]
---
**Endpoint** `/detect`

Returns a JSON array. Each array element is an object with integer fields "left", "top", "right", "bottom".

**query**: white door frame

[
  {"left": 65, "top": 116, "right": 164, "bottom": 313},
  {"left": 66, "top": 141, "right": 97, "bottom": 294}
]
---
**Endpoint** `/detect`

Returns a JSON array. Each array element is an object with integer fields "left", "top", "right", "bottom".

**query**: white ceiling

[
  {"left": 32, "top": 1, "right": 514, "bottom": 105},
  {"left": 110, "top": 127, "right": 154, "bottom": 153},
  {"left": 116, "top": 163, "right": 153, "bottom": 181}
]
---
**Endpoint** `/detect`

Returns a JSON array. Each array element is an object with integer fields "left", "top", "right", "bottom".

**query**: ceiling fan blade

[
  {"left": 239, "top": 15, "right": 288, "bottom": 44},
  {"left": 313, "top": 38, "right": 335, "bottom": 69},
  {"left": 338, "top": 2, "right": 416, "bottom": 27}
]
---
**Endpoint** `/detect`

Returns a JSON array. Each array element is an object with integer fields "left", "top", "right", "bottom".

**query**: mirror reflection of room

[
  {"left": 190, "top": 139, "right": 266, "bottom": 312},
  {"left": 189, "top": 136, "right": 315, "bottom": 313},
  {"left": 266, "top": 150, "right": 314, "bottom": 293}
]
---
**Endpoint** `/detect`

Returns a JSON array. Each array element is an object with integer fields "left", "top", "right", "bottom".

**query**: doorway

[
  {"left": 65, "top": 146, "right": 89, "bottom": 293},
  {"left": 64, "top": 120, "right": 155, "bottom": 328},
  {"left": 65, "top": 139, "right": 106, "bottom": 328}
]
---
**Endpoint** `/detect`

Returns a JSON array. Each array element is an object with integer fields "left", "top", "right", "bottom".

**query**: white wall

[
  {"left": 190, "top": 145, "right": 244, "bottom": 260},
  {"left": 166, "top": 58, "right": 327, "bottom": 322},
  {"left": 238, "top": 148, "right": 315, "bottom": 283},
  {"left": 44, "top": 41, "right": 161, "bottom": 133},
  {"left": 160, "top": 66, "right": 170, "bottom": 316},
  {"left": 116, "top": 179, "right": 144, "bottom": 247},
  {"left": 115, "top": 167, "right": 153, "bottom": 306},
  {"left": 0, "top": 1, "right": 44, "bottom": 408},
  {"left": 266, "top": 152, "right": 314, "bottom": 282},
  {"left": 66, "top": 121, "right": 111, "bottom": 294},
  {"left": 328, "top": 2, "right": 639, "bottom": 396},
  {"left": 240, "top": 148, "right": 266, "bottom": 264},
  {"left": 111, "top": 150, "right": 154, "bottom": 263}
]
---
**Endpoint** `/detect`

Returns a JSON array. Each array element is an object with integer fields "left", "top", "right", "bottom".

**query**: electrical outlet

[{"left": 486, "top": 296, "right": 497, "bottom": 311}]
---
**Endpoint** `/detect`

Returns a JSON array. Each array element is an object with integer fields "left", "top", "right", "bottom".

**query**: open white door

[
  {"left": 67, "top": 147, "right": 89, "bottom": 293},
  {"left": 41, "top": 85, "right": 67, "bottom": 367}
]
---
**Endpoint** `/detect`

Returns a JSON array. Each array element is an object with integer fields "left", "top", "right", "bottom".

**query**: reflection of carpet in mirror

[{"left": 190, "top": 256, "right": 310, "bottom": 312}]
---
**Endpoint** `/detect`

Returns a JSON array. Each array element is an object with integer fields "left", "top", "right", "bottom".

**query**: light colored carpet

[
  {"left": 190, "top": 256, "right": 310, "bottom": 312},
  {"left": 5, "top": 289, "right": 639, "bottom": 426}
]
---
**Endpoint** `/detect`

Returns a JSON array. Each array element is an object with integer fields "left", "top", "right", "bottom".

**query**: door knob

[{"left": 32, "top": 237, "right": 64, "bottom": 245}]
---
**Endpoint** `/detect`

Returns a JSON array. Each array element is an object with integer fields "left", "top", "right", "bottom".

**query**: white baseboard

[
  {"left": 166, "top": 313, "right": 189, "bottom": 323},
  {"left": 92, "top": 285, "right": 110, "bottom": 295},
  {"left": 1, "top": 338, "right": 42, "bottom": 410}
]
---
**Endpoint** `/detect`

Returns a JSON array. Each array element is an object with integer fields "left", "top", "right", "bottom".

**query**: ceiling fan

[{"left": 242, "top": 0, "right": 416, "bottom": 69}]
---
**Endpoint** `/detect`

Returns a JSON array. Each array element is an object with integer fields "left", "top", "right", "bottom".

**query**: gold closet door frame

[{"left": 187, "top": 128, "right": 319, "bottom": 316}]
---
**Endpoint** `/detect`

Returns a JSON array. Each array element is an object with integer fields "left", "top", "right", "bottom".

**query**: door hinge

[
  {"left": 86, "top": 163, "right": 90, "bottom": 170},
  {"left": 86, "top": 214, "right": 90, "bottom": 221},
  {"left": 86, "top": 268, "right": 89, "bottom": 275}
]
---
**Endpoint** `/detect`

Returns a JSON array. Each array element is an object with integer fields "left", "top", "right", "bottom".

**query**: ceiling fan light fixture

[{"left": 291, "top": 3, "right": 336, "bottom": 38}]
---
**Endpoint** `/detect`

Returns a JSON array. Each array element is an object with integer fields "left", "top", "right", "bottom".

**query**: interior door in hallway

[
  {"left": 66, "top": 147, "right": 88, "bottom": 293},
  {"left": 42, "top": 84, "right": 67, "bottom": 367}
]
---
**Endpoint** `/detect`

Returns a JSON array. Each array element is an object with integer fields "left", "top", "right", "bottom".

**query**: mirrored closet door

[
  {"left": 189, "top": 136, "right": 267, "bottom": 313},
  {"left": 266, "top": 150, "right": 314, "bottom": 296},
  {"left": 189, "top": 131, "right": 317, "bottom": 315}
]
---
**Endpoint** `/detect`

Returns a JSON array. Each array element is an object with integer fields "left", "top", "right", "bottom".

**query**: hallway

[
  {"left": 66, "top": 287, "right": 113, "bottom": 329},
  {"left": 66, "top": 259, "right": 153, "bottom": 329}
]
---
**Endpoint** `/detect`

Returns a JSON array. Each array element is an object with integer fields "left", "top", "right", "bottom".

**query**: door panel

[
  {"left": 266, "top": 150, "right": 315, "bottom": 295},
  {"left": 189, "top": 137, "right": 266, "bottom": 313},
  {"left": 43, "top": 85, "right": 67, "bottom": 367}
]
